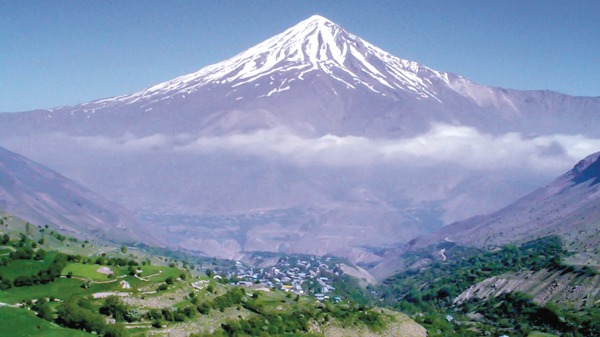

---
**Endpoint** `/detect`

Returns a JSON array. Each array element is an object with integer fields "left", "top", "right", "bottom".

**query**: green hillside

[
  {"left": 375, "top": 237, "right": 600, "bottom": 336},
  {"left": 0, "top": 213, "right": 425, "bottom": 337}
]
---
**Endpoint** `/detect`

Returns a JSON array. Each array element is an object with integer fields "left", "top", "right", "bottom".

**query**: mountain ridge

[
  {"left": 1, "top": 15, "right": 599, "bottom": 262},
  {"left": 5, "top": 15, "right": 598, "bottom": 138},
  {"left": 410, "top": 150, "right": 600, "bottom": 253}
]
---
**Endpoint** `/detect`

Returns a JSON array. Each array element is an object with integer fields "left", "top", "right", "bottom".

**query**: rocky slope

[
  {"left": 454, "top": 269, "right": 600, "bottom": 310},
  {"left": 418, "top": 151, "right": 600, "bottom": 255},
  {"left": 0, "top": 146, "right": 150, "bottom": 244},
  {"left": 370, "top": 151, "right": 600, "bottom": 279}
]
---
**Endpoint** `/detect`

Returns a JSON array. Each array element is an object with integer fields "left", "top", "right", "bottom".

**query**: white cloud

[
  {"left": 66, "top": 124, "right": 600, "bottom": 174},
  {"left": 174, "top": 125, "right": 600, "bottom": 173}
]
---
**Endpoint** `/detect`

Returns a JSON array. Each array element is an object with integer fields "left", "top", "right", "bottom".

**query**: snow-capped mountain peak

[{"left": 91, "top": 15, "right": 448, "bottom": 108}]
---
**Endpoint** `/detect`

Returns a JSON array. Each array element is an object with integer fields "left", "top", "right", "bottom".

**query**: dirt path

[
  {"left": 0, "top": 302, "right": 17, "bottom": 307},
  {"left": 439, "top": 248, "right": 447, "bottom": 261}
]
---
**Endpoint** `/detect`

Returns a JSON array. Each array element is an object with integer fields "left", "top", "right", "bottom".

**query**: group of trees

[
  {"left": 0, "top": 252, "right": 68, "bottom": 288},
  {"left": 100, "top": 296, "right": 140, "bottom": 323},
  {"left": 1, "top": 233, "right": 45, "bottom": 263},
  {"left": 13, "top": 253, "right": 67, "bottom": 287},
  {"left": 4, "top": 245, "right": 47, "bottom": 261},
  {"left": 30, "top": 297, "right": 54, "bottom": 321},
  {"left": 55, "top": 297, "right": 129, "bottom": 337},
  {"left": 188, "top": 287, "right": 384, "bottom": 337},
  {"left": 146, "top": 305, "right": 197, "bottom": 327},
  {"left": 23, "top": 295, "right": 130, "bottom": 337},
  {"left": 376, "top": 236, "right": 600, "bottom": 336},
  {"left": 464, "top": 292, "right": 600, "bottom": 337},
  {"left": 99, "top": 294, "right": 197, "bottom": 329},
  {"left": 94, "top": 256, "right": 139, "bottom": 267},
  {"left": 25, "top": 297, "right": 129, "bottom": 337},
  {"left": 193, "top": 301, "right": 384, "bottom": 337},
  {"left": 380, "top": 236, "right": 567, "bottom": 309}
]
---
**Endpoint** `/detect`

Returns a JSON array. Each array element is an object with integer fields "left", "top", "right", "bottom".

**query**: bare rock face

[
  {"left": 1, "top": 15, "right": 599, "bottom": 261},
  {"left": 570, "top": 151, "right": 600, "bottom": 186},
  {"left": 454, "top": 269, "right": 600, "bottom": 309}
]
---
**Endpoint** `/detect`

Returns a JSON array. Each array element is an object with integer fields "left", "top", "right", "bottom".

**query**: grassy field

[
  {"left": 0, "top": 276, "right": 129, "bottom": 304},
  {"left": 528, "top": 332, "right": 559, "bottom": 337},
  {"left": 62, "top": 263, "right": 124, "bottom": 281},
  {"left": 139, "top": 265, "right": 182, "bottom": 282},
  {"left": 0, "top": 256, "right": 55, "bottom": 280},
  {"left": 250, "top": 290, "right": 314, "bottom": 314},
  {"left": 0, "top": 306, "right": 93, "bottom": 337},
  {"left": 0, "top": 278, "right": 87, "bottom": 303}
]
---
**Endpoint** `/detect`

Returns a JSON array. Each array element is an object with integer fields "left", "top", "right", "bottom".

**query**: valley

[
  {"left": 3, "top": 207, "right": 598, "bottom": 336},
  {"left": 1, "top": 12, "right": 599, "bottom": 337}
]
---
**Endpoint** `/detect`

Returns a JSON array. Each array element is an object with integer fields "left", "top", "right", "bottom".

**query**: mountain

[
  {"left": 0, "top": 15, "right": 599, "bottom": 261},
  {"left": 2, "top": 16, "right": 598, "bottom": 138},
  {"left": 415, "top": 151, "right": 600, "bottom": 253},
  {"left": 366, "top": 151, "right": 600, "bottom": 279},
  {"left": 0, "top": 146, "right": 149, "bottom": 243}
]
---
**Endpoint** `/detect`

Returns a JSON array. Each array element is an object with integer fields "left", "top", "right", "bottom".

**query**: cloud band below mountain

[{"left": 66, "top": 124, "right": 600, "bottom": 175}]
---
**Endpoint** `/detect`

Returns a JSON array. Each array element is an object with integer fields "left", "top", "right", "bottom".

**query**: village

[{"left": 207, "top": 254, "right": 344, "bottom": 303}]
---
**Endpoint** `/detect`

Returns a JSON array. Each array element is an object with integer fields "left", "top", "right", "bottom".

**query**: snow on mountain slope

[
  {"left": 87, "top": 15, "right": 446, "bottom": 108},
  {"left": 2, "top": 15, "right": 598, "bottom": 139}
]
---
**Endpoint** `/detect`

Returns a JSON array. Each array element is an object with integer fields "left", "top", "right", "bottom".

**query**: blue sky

[{"left": 1, "top": 0, "right": 599, "bottom": 112}]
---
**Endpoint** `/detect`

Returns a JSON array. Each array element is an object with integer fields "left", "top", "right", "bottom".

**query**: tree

[
  {"left": 37, "top": 303, "right": 54, "bottom": 321},
  {"left": 34, "top": 249, "right": 46, "bottom": 260},
  {"left": 13, "top": 275, "right": 33, "bottom": 287},
  {"left": 56, "top": 298, "right": 106, "bottom": 333},
  {"left": 48, "top": 254, "right": 68, "bottom": 279},
  {"left": 197, "top": 302, "right": 211, "bottom": 315},
  {"left": 0, "top": 278, "right": 12, "bottom": 290},
  {"left": 10, "top": 246, "right": 34, "bottom": 260},
  {"left": 103, "top": 323, "right": 129, "bottom": 337},
  {"left": 100, "top": 296, "right": 129, "bottom": 322}
]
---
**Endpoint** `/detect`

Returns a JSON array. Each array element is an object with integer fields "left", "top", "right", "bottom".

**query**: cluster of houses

[{"left": 210, "top": 254, "right": 343, "bottom": 302}]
